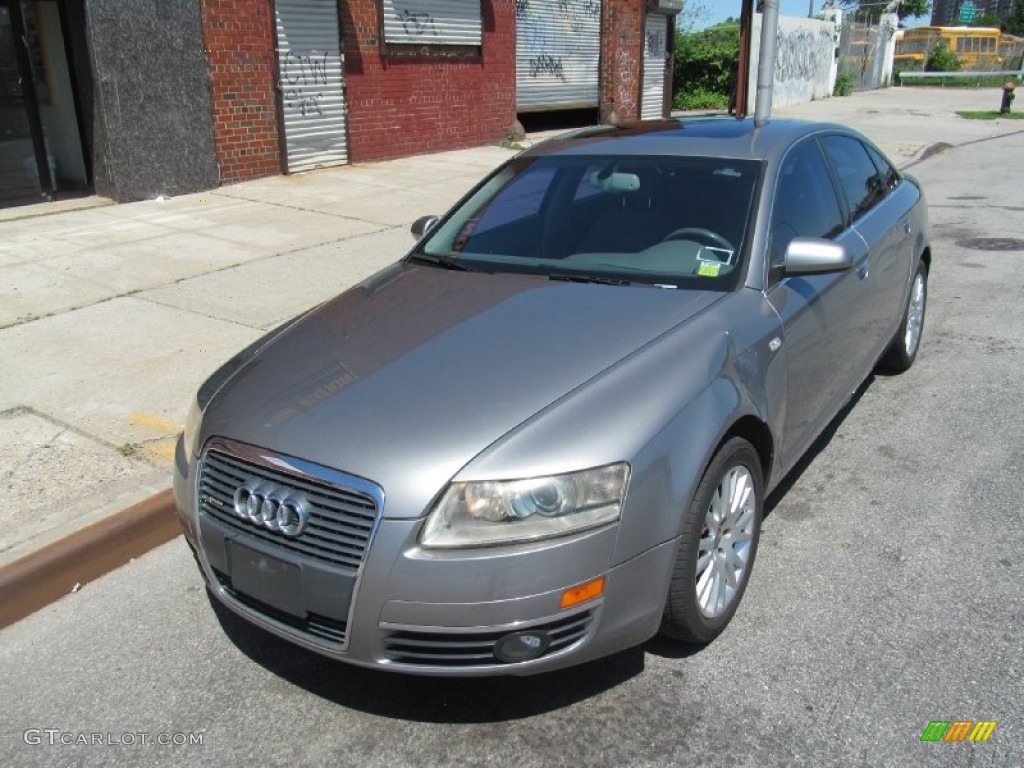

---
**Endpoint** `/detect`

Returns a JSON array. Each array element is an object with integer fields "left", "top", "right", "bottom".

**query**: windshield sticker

[
  {"left": 698, "top": 246, "right": 734, "bottom": 264},
  {"left": 698, "top": 262, "right": 721, "bottom": 277}
]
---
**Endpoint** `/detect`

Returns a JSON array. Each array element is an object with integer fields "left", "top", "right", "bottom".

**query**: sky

[{"left": 686, "top": 0, "right": 932, "bottom": 29}]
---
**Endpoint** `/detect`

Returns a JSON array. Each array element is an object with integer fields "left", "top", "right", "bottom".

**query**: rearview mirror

[
  {"left": 587, "top": 170, "right": 640, "bottom": 193},
  {"left": 411, "top": 215, "right": 439, "bottom": 240},
  {"left": 783, "top": 238, "right": 852, "bottom": 275}
]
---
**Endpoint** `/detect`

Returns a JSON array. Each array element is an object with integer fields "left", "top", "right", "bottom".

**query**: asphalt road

[{"left": 2, "top": 129, "right": 1023, "bottom": 768}]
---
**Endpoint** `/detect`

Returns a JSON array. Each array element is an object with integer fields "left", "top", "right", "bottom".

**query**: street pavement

[
  {"left": 1, "top": 108, "right": 1021, "bottom": 764},
  {"left": 0, "top": 85, "right": 1018, "bottom": 573}
]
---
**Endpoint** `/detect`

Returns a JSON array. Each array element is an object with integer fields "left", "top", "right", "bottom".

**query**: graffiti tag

[
  {"left": 529, "top": 54, "right": 566, "bottom": 80},
  {"left": 396, "top": 9, "right": 437, "bottom": 36},
  {"left": 281, "top": 50, "right": 329, "bottom": 118}
]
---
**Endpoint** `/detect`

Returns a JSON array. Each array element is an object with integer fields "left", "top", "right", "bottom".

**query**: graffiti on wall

[
  {"left": 748, "top": 17, "right": 837, "bottom": 111},
  {"left": 395, "top": 8, "right": 437, "bottom": 37},
  {"left": 774, "top": 27, "right": 835, "bottom": 83},
  {"left": 518, "top": 0, "right": 600, "bottom": 85},
  {"left": 646, "top": 28, "right": 665, "bottom": 59},
  {"left": 281, "top": 49, "right": 329, "bottom": 117}
]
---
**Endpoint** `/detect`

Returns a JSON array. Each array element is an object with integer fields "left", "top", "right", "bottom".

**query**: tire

[
  {"left": 660, "top": 437, "right": 763, "bottom": 645},
  {"left": 878, "top": 260, "right": 928, "bottom": 373}
]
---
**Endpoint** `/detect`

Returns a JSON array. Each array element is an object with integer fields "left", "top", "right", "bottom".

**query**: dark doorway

[{"left": 0, "top": 0, "right": 88, "bottom": 206}]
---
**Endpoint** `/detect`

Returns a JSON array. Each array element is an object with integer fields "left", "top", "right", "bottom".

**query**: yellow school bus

[{"left": 895, "top": 26, "right": 1003, "bottom": 70}]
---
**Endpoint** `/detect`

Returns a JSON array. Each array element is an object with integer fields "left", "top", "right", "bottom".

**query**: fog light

[{"left": 493, "top": 631, "right": 551, "bottom": 663}]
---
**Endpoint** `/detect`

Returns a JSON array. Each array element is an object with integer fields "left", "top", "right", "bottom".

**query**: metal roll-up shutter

[
  {"left": 382, "top": 0, "right": 483, "bottom": 46},
  {"left": 516, "top": 0, "right": 601, "bottom": 112},
  {"left": 274, "top": 0, "right": 349, "bottom": 173},
  {"left": 641, "top": 14, "right": 670, "bottom": 120}
]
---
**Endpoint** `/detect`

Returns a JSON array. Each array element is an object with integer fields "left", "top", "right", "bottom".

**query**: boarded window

[{"left": 382, "top": 0, "right": 482, "bottom": 46}]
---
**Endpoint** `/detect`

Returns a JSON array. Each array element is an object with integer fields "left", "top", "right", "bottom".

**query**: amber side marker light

[{"left": 560, "top": 576, "right": 606, "bottom": 610}]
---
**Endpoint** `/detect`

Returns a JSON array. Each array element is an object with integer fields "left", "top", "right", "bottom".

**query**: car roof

[{"left": 523, "top": 117, "right": 855, "bottom": 163}]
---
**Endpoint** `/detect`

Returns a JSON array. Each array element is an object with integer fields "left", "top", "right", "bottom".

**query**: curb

[{"left": 0, "top": 489, "right": 182, "bottom": 630}]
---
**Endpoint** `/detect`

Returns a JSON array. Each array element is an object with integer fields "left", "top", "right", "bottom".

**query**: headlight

[
  {"left": 421, "top": 463, "right": 629, "bottom": 549},
  {"left": 182, "top": 397, "right": 203, "bottom": 458}
]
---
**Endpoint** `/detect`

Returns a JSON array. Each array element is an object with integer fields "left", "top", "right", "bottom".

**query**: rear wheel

[
  {"left": 660, "top": 437, "right": 763, "bottom": 645},
  {"left": 878, "top": 260, "right": 928, "bottom": 373}
]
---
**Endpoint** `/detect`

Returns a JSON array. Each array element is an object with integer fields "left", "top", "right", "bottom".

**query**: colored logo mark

[{"left": 921, "top": 720, "right": 997, "bottom": 742}]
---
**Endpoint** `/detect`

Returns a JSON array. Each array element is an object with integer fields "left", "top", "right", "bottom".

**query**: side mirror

[
  {"left": 411, "top": 215, "right": 439, "bottom": 240},
  {"left": 783, "top": 238, "right": 852, "bottom": 275}
]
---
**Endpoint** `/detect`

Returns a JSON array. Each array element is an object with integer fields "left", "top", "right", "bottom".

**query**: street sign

[{"left": 958, "top": 0, "right": 977, "bottom": 23}]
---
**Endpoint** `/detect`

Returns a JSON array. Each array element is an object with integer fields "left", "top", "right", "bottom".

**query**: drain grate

[{"left": 956, "top": 238, "right": 1024, "bottom": 252}]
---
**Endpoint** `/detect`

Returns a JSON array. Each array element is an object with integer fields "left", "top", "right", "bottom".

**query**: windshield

[{"left": 419, "top": 154, "right": 761, "bottom": 289}]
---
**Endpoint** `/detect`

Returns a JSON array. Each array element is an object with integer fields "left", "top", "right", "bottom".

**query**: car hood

[{"left": 200, "top": 263, "right": 720, "bottom": 518}]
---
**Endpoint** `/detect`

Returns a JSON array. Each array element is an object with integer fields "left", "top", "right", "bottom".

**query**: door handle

[
  {"left": 856, "top": 259, "right": 869, "bottom": 280},
  {"left": 903, "top": 220, "right": 912, "bottom": 237}
]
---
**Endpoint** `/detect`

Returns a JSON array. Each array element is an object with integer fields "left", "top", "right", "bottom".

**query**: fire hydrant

[{"left": 1000, "top": 81, "right": 1016, "bottom": 115}]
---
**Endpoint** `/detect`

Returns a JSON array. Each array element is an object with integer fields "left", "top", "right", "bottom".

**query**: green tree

[
  {"left": 677, "top": 0, "right": 712, "bottom": 33},
  {"left": 926, "top": 39, "right": 962, "bottom": 72},
  {"left": 839, "top": 0, "right": 931, "bottom": 23},
  {"left": 968, "top": 12, "right": 1002, "bottom": 27},
  {"left": 1004, "top": 1, "right": 1024, "bottom": 35},
  {"left": 673, "top": 21, "right": 740, "bottom": 110}
]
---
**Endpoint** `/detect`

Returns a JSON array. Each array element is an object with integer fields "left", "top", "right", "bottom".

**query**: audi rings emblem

[{"left": 233, "top": 479, "right": 311, "bottom": 537}]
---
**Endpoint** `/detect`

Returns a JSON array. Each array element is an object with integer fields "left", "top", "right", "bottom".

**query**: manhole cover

[{"left": 956, "top": 237, "right": 1024, "bottom": 251}]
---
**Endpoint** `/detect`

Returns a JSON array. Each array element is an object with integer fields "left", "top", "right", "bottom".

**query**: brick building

[{"left": 1, "top": 0, "right": 678, "bottom": 205}]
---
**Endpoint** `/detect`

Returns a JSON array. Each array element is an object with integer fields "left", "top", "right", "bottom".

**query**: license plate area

[{"left": 229, "top": 541, "right": 304, "bottom": 618}]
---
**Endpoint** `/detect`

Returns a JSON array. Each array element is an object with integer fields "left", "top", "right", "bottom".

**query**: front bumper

[{"left": 174, "top": 436, "right": 673, "bottom": 676}]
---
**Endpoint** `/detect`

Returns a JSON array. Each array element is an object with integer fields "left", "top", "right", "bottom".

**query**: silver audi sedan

[{"left": 173, "top": 117, "right": 930, "bottom": 676}]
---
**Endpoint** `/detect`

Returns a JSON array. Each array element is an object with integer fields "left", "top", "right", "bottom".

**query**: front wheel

[
  {"left": 660, "top": 437, "right": 763, "bottom": 645},
  {"left": 878, "top": 260, "right": 928, "bottom": 373}
]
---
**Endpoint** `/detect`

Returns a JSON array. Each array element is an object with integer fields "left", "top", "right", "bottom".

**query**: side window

[
  {"left": 820, "top": 134, "right": 886, "bottom": 221},
  {"left": 864, "top": 143, "right": 900, "bottom": 193},
  {"left": 769, "top": 140, "right": 845, "bottom": 273}
]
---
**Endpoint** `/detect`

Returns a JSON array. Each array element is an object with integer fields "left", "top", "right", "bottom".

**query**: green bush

[
  {"left": 926, "top": 40, "right": 962, "bottom": 73},
  {"left": 833, "top": 71, "right": 856, "bottom": 96},
  {"left": 673, "top": 88, "right": 729, "bottom": 111},
  {"left": 673, "top": 21, "right": 740, "bottom": 109}
]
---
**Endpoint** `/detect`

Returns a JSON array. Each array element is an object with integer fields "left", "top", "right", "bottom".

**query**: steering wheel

[{"left": 660, "top": 227, "right": 735, "bottom": 253}]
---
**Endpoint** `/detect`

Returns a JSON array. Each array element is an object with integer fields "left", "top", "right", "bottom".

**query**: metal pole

[
  {"left": 736, "top": 0, "right": 754, "bottom": 118},
  {"left": 754, "top": 0, "right": 780, "bottom": 127}
]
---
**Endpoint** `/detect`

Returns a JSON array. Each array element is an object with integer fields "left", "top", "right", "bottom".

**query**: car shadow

[
  {"left": 209, "top": 593, "right": 645, "bottom": 722},
  {"left": 764, "top": 374, "right": 874, "bottom": 518},
  {"left": 641, "top": 634, "right": 707, "bottom": 660}
]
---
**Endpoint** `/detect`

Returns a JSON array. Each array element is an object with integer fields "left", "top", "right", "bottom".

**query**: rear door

[{"left": 819, "top": 134, "right": 912, "bottom": 368}]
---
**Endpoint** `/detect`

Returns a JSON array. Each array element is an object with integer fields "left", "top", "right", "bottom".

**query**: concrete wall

[
  {"left": 85, "top": 0, "right": 219, "bottom": 201},
  {"left": 747, "top": 14, "right": 837, "bottom": 114}
]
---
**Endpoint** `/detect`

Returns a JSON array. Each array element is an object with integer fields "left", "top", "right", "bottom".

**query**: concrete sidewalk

[{"left": 0, "top": 86, "right": 1019, "bottom": 622}]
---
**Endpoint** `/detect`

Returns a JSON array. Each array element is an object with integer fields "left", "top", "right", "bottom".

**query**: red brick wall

[
  {"left": 599, "top": 0, "right": 644, "bottom": 124},
  {"left": 200, "top": 1, "right": 281, "bottom": 182},
  {"left": 340, "top": 0, "right": 517, "bottom": 162}
]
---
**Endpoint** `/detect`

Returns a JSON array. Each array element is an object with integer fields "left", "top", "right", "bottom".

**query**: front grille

[
  {"left": 199, "top": 449, "right": 378, "bottom": 569},
  {"left": 213, "top": 568, "right": 347, "bottom": 646},
  {"left": 383, "top": 611, "right": 594, "bottom": 667}
]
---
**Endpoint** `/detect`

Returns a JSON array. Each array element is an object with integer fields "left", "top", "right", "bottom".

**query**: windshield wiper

[
  {"left": 548, "top": 273, "right": 632, "bottom": 286},
  {"left": 407, "top": 253, "right": 477, "bottom": 272}
]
